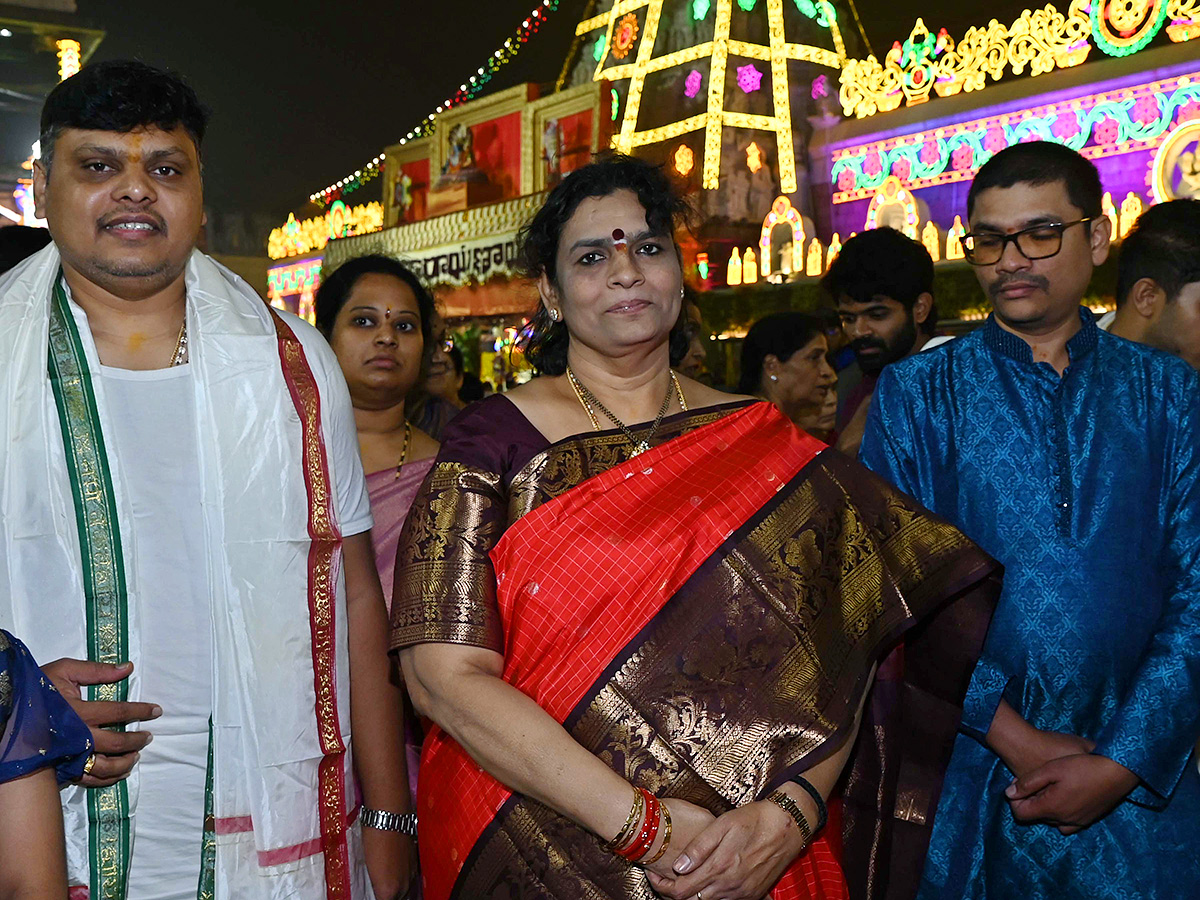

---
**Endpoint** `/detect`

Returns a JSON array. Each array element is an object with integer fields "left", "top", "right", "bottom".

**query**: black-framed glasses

[{"left": 963, "top": 217, "right": 1093, "bottom": 266}]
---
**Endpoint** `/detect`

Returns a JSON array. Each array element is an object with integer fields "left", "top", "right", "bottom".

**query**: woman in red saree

[{"left": 391, "top": 157, "right": 999, "bottom": 900}]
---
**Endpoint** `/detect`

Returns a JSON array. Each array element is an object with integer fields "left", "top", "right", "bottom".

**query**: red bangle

[{"left": 616, "top": 789, "right": 661, "bottom": 861}]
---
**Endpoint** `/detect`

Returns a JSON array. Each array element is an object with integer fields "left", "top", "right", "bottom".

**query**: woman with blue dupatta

[
  {"left": 390, "top": 156, "right": 1001, "bottom": 900},
  {"left": 0, "top": 629, "right": 93, "bottom": 899}
]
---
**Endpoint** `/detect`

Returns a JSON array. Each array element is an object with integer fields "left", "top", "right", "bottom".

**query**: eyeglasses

[{"left": 962, "top": 218, "right": 1092, "bottom": 266}]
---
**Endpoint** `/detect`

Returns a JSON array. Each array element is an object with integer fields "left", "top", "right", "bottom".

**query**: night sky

[{"left": 71, "top": 0, "right": 1036, "bottom": 222}]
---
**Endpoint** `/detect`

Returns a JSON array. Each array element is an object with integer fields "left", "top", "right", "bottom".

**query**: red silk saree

[{"left": 392, "top": 397, "right": 998, "bottom": 900}]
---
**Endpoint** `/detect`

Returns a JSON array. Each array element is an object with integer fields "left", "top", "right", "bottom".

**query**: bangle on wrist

[
  {"left": 641, "top": 800, "right": 673, "bottom": 866},
  {"left": 790, "top": 775, "right": 828, "bottom": 834},
  {"left": 360, "top": 807, "right": 417, "bottom": 838},
  {"left": 615, "top": 789, "right": 662, "bottom": 862},
  {"left": 765, "top": 790, "right": 812, "bottom": 847},
  {"left": 605, "top": 785, "right": 645, "bottom": 850}
]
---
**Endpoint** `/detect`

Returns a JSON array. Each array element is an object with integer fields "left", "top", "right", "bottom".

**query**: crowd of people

[{"left": 0, "top": 58, "right": 1196, "bottom": 900}]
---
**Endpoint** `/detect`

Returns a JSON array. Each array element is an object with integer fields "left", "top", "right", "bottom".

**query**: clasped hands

[
  {"left": 1001, "top": 726, "right": 1139, "bottom": 835},
  {"left": 643, "top": 794, "right": 811, "bottom": 900}
]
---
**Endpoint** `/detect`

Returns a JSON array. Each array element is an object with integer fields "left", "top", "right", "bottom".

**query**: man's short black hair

[
  {"left": 39, "top": 60, "right": 209, "bottom": 173},
  {"left": 821, "top": 227, "right": 937, "bottom": 334},
  {"left": 1115, "top": 199, "right": 1200, "bottom": 307},
  {"left": 967, "top": 141, "right": 1102, "bottom": 222}
]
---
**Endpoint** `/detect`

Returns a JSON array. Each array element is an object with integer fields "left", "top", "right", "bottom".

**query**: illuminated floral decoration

[
  {"left": 268, "top": 202, "right": 385, "bottom": 260},
  {"left": 612, "top": 13, "right": 641, "bottom": 59},
  {"left": 759, "top": 195, "right": 806, "bottom": 276},
  {"left": 684, "top": 69, "right": 704, "bottom": 98},
  {"left": 840, "top": 0, "right": 1199, "bottom": 120},
  {"left": 1166, "top": 0, "right": 1200, "bottom": 40},
  {"left": 864, "top": 176, "right": 919, "bottom": 238},
  {"left": 1093, "top": 0, "right": 1166, "bottom": 56},
  {"left": 693, "top": 0, "right": 712, "bottom": 19},
  {"left": 737, "top": 63, "right": 764, "bottom": 92},
  {"left": 840, "top": 2, "right": 1092, "bottom": 118},
  {"left": 576, "top": 0, "right": 848, "bottom": 191},
  {"left": 831, "top": 73, "right": 1200, "bottom": 200},
  {"left": 674, "top": 143, "right": 696, "bottom": 175}
]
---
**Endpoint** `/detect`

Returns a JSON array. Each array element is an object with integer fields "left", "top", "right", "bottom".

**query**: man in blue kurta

[{"left": 861, "top": 142, "right": 1200, "bottom": 898}]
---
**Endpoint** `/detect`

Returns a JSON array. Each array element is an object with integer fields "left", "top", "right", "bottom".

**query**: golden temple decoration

[
  {"left": 839, "top": 0, "right": 1091, "bottom": 119},
  {"left": 1166, "top": 0, "right": 1200, "bottom": 41}
]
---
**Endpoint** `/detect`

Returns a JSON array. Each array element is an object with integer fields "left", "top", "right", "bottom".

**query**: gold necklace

[
  {"left": 169, "top": 319, "right": 188, "bottom": 367},
  {"left": 565, "top": 367, "right": 686, "bottom": 455},
  {"left": 394, "top": 422, "right": 412, "bottom": 479}
]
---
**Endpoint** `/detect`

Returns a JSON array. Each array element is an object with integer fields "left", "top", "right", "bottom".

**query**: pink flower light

[
  {"left": 892, "top": 157, "right": 912, "bottom": 180},
  {"left": 983, "top": 127, "right": 1007, "bottom": 154},
  {"left": 1051, "top": 112, "right": 1080, "bottom": 140},
  {"left": 1093, "top": 116, "right": 1120, "bottom": 144},
  {"left": 1180, "top": 99, "right": 1200, "bottom": 122},
  {"left": 737, "top": 63, "right": 763, "bottom": 93},
  {"left": 951, "top": 145, "right": 974, "bottom": 171},
  {"left": 919, "top": 139, "right": 941, "bottom": 166},
  {"left": 863, "top": 151, "right": 883, "bottom": 176},
  {"left": 1132, "top": 95, "right": 1161, "bottom": 126},
  {"left": 837, "top": 168, "right": 857, "bottom": 191},
  {"left": 684, "top": 69, "right": 703, "bottom": 98}
]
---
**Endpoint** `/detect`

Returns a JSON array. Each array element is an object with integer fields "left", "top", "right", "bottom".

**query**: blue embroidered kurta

[
  {"left": 860, "top": 310, "right": 1200, "bottom": 899},
  {"left": 0, "top": 629, "right": 92, "bottom": 785}
]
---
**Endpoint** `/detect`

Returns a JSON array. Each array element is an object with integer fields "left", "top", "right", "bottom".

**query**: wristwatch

[{"left": 360, "top": 807, "right": 418, "bottom": 838}]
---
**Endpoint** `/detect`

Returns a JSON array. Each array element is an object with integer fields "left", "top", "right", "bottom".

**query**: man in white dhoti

[{"left": 0, "top": 61, "right": 412, "bottom": 900}]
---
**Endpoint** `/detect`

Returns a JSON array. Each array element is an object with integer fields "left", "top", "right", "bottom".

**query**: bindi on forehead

[{"left": 611, "top": 228, "right": 627, "bottom": 250}]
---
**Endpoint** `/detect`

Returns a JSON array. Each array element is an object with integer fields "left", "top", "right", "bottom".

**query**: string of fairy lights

[{"left": 308, "top": 0, "right": 560, "bottom": 207}]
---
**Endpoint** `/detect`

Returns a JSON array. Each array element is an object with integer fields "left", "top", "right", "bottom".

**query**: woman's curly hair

[{"left": 516, "top": 154, "right": 694, "bottom": 375}]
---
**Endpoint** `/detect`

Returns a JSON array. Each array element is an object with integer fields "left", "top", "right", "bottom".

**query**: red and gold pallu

[{"left": 401, "top": 401, "right": 999, "bottom": 900}]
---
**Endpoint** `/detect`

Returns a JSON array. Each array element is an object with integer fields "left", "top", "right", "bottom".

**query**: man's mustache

[
  {"left": 851, "top": 337, "right": 888, "bottom": 353},
  {"left": 988, "top": 273, "right": 1049, "bottom": 299}
]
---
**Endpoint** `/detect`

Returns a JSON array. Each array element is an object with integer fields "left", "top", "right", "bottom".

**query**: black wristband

[{"left": 790, "top": 775, "right": 828, "bottom": 834}]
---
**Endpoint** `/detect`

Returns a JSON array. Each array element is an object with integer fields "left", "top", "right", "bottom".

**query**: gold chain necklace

[
  {"left": 565, "top": 366, "right": 687, "bottom": 455},
  {"left": 169, "top": 319, "right": 188, "bottom": 367},
  {"left": 394, "top": 421, "right": 412, "bottom": 479}
]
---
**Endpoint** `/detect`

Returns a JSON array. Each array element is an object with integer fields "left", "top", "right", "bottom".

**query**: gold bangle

[
  {"left": 641, "top": 800, "right": 673, "bottom": 866},
  {"left": 605, "top": 785, "right": 644, "bottom": 850},
  {"left": 765, "top": 790, "right": 812, "bottom": 847}
]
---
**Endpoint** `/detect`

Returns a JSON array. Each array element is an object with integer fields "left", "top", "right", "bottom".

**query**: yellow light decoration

[
  {"left": 674, "top": 143, "right": 695, "bottom": 176},
  {"left": 921, "top": 220, "right": 941, "bottom": 262},
  {"left": 1102, "top": 191, "right": 1119, "bottom": 239},
  {"left": 806, "top": 238, "right": 824, "bottom": 276},
  {"left": 826, "top": 232, "right": 842, "bottom": 267},
  {"left": 1118, "top": 192, "right": 1144, "bottom": 238},
  {"left": 579, "top": 0, "right": 845, "bottom": 191},
  {"left": 267, "top": 202, "right": 384, "bottom": 260},
  {"left": 946, "top": 216, "right": 966, "bottom": 260},
  {"left": 743, "top": 246, "right": 759, "bottom": 282},
  {"left": 759, "top": 195, "right": 805, "bottom": 277},
  {"left": 838, "top": 0, "right": 1091, "bottom": 119},
  {"left": 1167, "top": 0, "right": 1200, "bottom": 40},
  {"left": 56, "top": 39, "right": 81, "bottom": 81},
  {"left": 727, "top": 247, "right": 742, "bottom": 285},
  {"left": 746, "top": 140, "right": 765, "bottom": 173}
]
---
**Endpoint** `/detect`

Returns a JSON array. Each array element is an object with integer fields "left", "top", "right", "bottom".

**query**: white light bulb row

[{"left": 308, "top": 0, "right": 556, "bottom": 205}]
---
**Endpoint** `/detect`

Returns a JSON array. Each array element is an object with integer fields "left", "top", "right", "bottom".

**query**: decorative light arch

[
  {"left": 864, "top": 176, "right": 919, "bottom": 238},
  {"left": 759, "top": 195, "right": 806, "bottom": 276}
]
